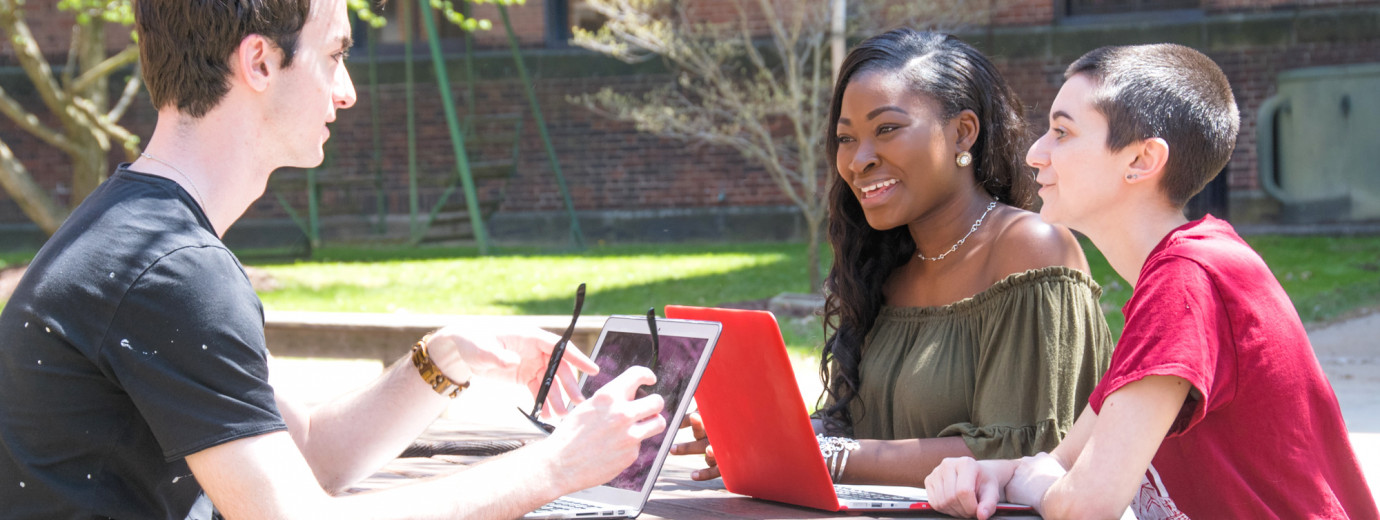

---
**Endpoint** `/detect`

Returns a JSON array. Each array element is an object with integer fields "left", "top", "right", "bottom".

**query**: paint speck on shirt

[
  {"left": 87, "top": 474, "right": 92, "bottom": 479},
  {"left": 44, "top": 327, "right": 50, "bottom": 333},
  {"left": 36, "top": 360, "right": 41, "bottom": 365},
  {"left": 172, "top": 474, "right": 192, "bottom": 484},
  {"left": 202, "top": 345, "right": 208, "bottom": 350},
  {"left": 23, "top": 322, "right": 28, "bottom": 328},
  {"left": 120, "top": 339, "right": 132, "bottom": 350},
  {"left": 109, "top": 272, "right": 115, "bottom": 278},
  {"left": 18, "top": 481, "right": 24, "bottom": 488}
]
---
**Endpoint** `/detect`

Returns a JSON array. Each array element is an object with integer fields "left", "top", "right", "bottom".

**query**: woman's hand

[
  {"left": 924, "top": 457, "right": 1018, "bottom": 519},
  {"left": 670, "top": 412, "right": 720, "bottom": 480},
  {"left": 425, "top": 325, "right": 599, "bottom": 417}
]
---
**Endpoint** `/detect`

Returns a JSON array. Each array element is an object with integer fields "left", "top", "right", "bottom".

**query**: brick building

[{"left": 1, "top": 0, "right": 1377, "bottom": 248}]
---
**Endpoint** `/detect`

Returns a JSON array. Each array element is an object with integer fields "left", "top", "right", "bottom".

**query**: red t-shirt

[{"left": 1088, "top": 216, "right": 1377, "bottom": 520}]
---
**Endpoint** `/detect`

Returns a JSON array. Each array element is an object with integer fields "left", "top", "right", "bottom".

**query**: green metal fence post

[
  {"left": 419, "top": 1, "right": 490, "bottom": 253},
  {"left": 497, "top": 4, "right": 585, "bottom": 250},
  {"left": 405, "top": 0, "right": 421, "bottom": 242},
  {"left": 367, "top": 23, "right": 386, "bottom": 234}
]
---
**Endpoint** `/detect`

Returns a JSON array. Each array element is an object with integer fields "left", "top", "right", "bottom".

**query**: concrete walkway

[
  {"left": 270, "top": 310, "right": 1380, "bottom": 500},
  {"left": 1310, "top": 311, "right": 1380, "bottom": 492}
]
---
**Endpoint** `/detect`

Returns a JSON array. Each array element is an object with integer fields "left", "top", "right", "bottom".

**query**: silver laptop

[{"left": 525, "top": 315, "right": 721, "bottom": 519}]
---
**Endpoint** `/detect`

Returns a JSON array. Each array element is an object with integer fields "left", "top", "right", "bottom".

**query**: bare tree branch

[
  {"left": 0, "top": 136, "right": 68, "bottom": 234},
  {"left": 61, "top": 24, "right": 81, "bottom": 88},
  {"left": 70, "top": 98, "right": 140, "bottom": 161},
  {"left": 0, "top": 85, "right": 80, "bottom": 155},
  {"left": 0, "top": 0, "right": 73, "bottom": 125},
  {"left": 108, "top": 67, "right": 142, "bottom": 121},
  {"left": 68, "top": 45, "right": 139, "bottom": 95}
]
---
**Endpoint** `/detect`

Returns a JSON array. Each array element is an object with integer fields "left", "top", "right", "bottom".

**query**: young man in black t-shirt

[{"left": 0, "top": 1, "right": 666, "bottom": 518}]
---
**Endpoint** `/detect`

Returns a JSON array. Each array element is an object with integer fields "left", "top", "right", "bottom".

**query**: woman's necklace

[
  {"left": 916, "top": 200, "right": 998, "bottom": 262},
  {"left": 139, "top": 152, "right": 207, "bottom": 213}
]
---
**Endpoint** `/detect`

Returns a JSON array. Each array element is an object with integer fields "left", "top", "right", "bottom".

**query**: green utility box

[{"left": 1257, "top": 63, "right": 1380, "bottom": 223}]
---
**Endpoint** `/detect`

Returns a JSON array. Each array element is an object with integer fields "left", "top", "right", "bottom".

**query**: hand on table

[
  {"left": 670, "top": 412, "right": 719, "bottom": 480},
  {"left": 1004, "top": 452, "right": 1066, "bottom": 513},
  {"left": 924, "top": 457, "right": 1017, "bottom": 519}
]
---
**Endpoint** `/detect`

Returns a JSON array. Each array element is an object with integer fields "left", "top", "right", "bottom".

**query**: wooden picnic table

[{"left": 350, "top": 415, "right": 1041, "bottom": 519}]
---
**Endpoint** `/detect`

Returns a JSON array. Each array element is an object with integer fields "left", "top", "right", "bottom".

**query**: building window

[
  {"left": 547, "top": 0, "right": 608, "bottom": 47},
  {"left": 1066, "top": 0, "right": 1200, "bottom": 17},
  {"left": 374, "top": 0, "right": 471, "bottom": 46}
]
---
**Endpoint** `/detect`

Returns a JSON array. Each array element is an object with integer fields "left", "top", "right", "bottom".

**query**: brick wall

[
  {"left": 267, "top": 71, "right": 789, "bottom": 218},
  {"left": 1207, "top": 0, "right": 1380, "bottom": 12},
  {"left": 993, "top": 0, "right": 1055, "bottom": 26},
  {"left": 469, "top": 1, "right": 546, "bottom": 47},
  {"left": 2, "top": 1, "right": 1379, "bottom": 234}
]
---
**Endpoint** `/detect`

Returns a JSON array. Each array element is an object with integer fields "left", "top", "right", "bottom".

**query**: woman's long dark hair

[{"left": 817, "top": 29, "right": 1036, "bottom": 433}]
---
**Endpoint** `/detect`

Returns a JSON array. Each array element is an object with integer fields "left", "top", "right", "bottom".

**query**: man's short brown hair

[
  {"left": 1065, "top": 44, "right": 1240, "bottom": 208},
  {"left": 135, "top": 0, "right": 313, "bottom": 118}
]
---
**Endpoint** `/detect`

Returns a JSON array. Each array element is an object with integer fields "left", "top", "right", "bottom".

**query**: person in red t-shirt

[{"left": 922, "top": 43, "right": 1378, "bottom": 519}]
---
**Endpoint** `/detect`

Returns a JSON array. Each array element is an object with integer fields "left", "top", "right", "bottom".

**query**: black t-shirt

[{"left": 0, "top": 168, "right": 286, "bottom": 519}]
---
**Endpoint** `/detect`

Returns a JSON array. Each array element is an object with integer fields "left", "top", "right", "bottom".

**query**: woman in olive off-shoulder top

[
  {"left": 849, "top": 267, "right": 1109, "bottom": 460},
  {"left": 675, "top": 30, "right": 1113, "bottom": 487},
  {"left": 810, "top": 29, "right": 1113, "bottom": 486}
]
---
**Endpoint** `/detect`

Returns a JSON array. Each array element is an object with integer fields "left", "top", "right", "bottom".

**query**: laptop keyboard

[
  {"left": 834, "top": 485, "right": 914, "bottom": 501},
  {"left": 532, "top": 498, "right": 600, "bottom": 514}
]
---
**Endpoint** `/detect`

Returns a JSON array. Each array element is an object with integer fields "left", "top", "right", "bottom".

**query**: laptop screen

[{"left": 580, "top": 331, "right": 709, "bottom": 492}]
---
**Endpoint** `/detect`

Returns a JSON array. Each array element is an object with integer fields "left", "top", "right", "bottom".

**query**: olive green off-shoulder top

[{"left": 848, "top": 266, "right": 1113, "bottom": 460}]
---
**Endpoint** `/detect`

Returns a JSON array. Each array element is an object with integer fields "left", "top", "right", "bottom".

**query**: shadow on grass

[
  {"left": 495, "top": 253, "right": 811, "bottom": 317},
  {"left": 243, "top": 242, "right": 811, "bottom": 266},
  {"left": 494, "top": 255, "right": 830, "bottom": 357}
]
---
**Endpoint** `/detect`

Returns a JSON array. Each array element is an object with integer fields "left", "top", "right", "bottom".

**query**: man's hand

[
  {"left": 670, "top": 412, "right": 719, "bottom": 480},
  {"left": 924, "top": 457, "right": 1017, "bottom": 519},
  {"left": 540, "top": 367, "right": 667, "bottom": 491},
  {"left": 426, "top": 326, "right": 599, "bottom": 417}
]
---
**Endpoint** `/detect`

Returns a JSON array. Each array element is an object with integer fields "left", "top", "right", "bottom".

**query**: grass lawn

[
  {"left": 1081, "top": 235, "right": 1380, "bottom": 337},
  {"left": 246, "top": 235, "right": 1380, "bottom": 353},
  {"left": 0, "top": 250, "right": 33, "bottom": 270},
  {"left": 5, "top": 235, "right": 1380, "bottom": 352}
]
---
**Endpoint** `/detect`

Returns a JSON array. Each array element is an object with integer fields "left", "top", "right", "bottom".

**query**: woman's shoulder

[{"left": 985, "top": 207, "right": 1090, "bottom": 278}]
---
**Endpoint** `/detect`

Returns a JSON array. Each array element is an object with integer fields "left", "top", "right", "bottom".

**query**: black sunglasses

[
  {"left": 645, "top": 307, "right": 660, "bottom": 373},
  {"left": 520, "top": 283, "right": 585, "bottom": 434},
  {"left": 519, "top": 286, "right": 664, "bottom": 434}
]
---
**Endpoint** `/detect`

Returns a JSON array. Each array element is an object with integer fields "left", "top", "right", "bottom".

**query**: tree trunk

[
  {"left": 70, "top": 133, "right": 106, "bottom": 208},
  {"left": 0, "top": 137, "right": 68, "bottom": 235},
  {"left": 805, "top": 208, "right": 825, "bottom": 294},
  {"left": 69, "top": 18, "right": 110, "bottom": 207}
]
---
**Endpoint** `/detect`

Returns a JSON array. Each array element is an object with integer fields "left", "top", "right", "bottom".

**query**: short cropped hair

[
  {"left": 135, "top": 0, "right": 313, "bottom": 118},
  {"left": 1065, "top": 44, "right": 1240, "bottom": 208}
]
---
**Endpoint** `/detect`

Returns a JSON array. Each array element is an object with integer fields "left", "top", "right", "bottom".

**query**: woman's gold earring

[{"left": 956, "top": 151, "right": 973, "bottom": 167}]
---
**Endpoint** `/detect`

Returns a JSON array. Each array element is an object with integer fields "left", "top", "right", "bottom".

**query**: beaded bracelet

[{"left": 817, "top": 434, "right": 860, "bottom": 482}]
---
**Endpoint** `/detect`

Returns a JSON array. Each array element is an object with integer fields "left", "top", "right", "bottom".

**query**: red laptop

[{"left": 664, "top": 305, "right": 1033, "bottom": 513}]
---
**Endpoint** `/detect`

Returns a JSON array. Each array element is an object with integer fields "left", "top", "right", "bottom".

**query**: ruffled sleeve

[{"left": 938, "top": 268, "right": 1113, "bottom": 459}]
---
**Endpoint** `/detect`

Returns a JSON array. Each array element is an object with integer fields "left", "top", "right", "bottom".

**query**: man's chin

[{"left": 280, "top": 153, "right": 327, "bottom": 170}]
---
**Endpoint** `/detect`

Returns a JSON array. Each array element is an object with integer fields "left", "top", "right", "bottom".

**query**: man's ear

[
  {"left": 1125, "top": 137, "right": 1169, "bottom": 184},
  {"left": 233, "top": 34, "right": 279, "bottom": 93},
  {"left": 952, "top": 109, "right": 980, "bottom": 155}
]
